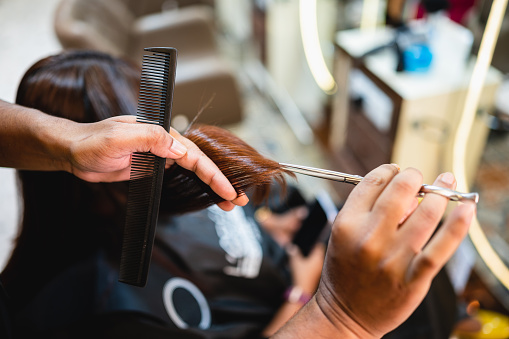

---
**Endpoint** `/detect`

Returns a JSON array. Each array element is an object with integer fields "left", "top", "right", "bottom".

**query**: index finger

[
  {"left": 343, "top": 164, "right": 400, "bottom": 213},
  {"left": 108, "top": 116, "right": 186, "bottom": 159},
  {"left": 371, "top": 167, "right": 423, "bottom": 229}
]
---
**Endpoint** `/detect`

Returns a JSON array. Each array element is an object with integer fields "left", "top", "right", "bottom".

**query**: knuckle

[
  {"left": 361, "top": 163, "right": 401, "bottom": 187},
  {"left": 101, "top": 124, "right": 122, "bottom": 146},
  {"left": 355, "top": 234, "right": 381, "bottom": 263},
  {"left": 192, "top": 151, "right": 206, "bottom": 173},
  {"left": 362, "top": 174, "right": 387, "bottom": 187},
  {"left": 392, "top": 179, "right": 418, "bottom": 195},
  {"left": 331, "top": 211, "right": 354, "bottom": 237},
  {"left": 418, "top": 203, "right": 440, "bottom": 226},
  {"left": 204, "top": 167, "right": 217, "bottom": 186},
  {"left": 377, "top": 258, "right": 400, "bottom": 280},
  {"left": 147, "top": 125, "right": 167, "bottom": 143},
  {"left": 445, "top": 222, "right": 466, "bottom": 241},
  {"left": 105, "top": 123, "right": 122, "bottom": 138},
  {"left": 356, "top": 243, "right": 377, "bottom": 262},
  {"left": 416, "top": 254, "right": 438, "bottom": 273}
]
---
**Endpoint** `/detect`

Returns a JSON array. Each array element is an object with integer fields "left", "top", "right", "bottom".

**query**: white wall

[{"left": 0, "top": 0, "right": 62, "bottom": 269}]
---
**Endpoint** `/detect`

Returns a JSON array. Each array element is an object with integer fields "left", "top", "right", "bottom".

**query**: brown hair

[{"left": 161, "top": 124, "right": 294, "bottom": 214}]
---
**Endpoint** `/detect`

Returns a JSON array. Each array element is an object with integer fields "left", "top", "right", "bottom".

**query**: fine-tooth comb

[
  {"left": 279, "top": 163, "right": 479, "bottom": 203},
  {"left": 119, "top": 47, "right": 177, "bottom": 287}
]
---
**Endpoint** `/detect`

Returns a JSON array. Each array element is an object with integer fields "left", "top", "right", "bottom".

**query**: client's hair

[{"left": 162, "top": 124, "right": 291, "bottom": 213}]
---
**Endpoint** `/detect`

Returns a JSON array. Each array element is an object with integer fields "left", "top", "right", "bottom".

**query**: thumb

[
  {"left": 110, "top": 116, "right": 188, "bottom": 159},
  {"left": 286, "top": 244, "right": 303, "bottom": 259}
]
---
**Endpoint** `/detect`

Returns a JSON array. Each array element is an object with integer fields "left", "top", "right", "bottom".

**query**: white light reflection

[
  {"left": 452, "top": 0, "right": 509, "bottom": 289},
  {"left": 299, "top": 0, "right": 337, "bottom": 95}
]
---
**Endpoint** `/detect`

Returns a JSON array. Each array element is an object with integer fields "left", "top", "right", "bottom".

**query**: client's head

[{"left": 16, "top": 49, "right": 140, "bottom": 122}]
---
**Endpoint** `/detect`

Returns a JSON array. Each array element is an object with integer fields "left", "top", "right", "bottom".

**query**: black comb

[{"left": 119, "top": 47, "right": 177, "bottom": 287}]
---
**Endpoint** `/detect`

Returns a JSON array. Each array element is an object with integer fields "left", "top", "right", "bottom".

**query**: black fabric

[
  {"left": 8, "top": 204, "right": 290, "bottom": 339},
  {"left": 20, "top": 311, "right": 206, "bottom": 339},
  {"left": 3, "top": 179, "right": 457, "bottom": 339},
  {"left": 382, "top": 268, "right": 458, "bottom": 339},
  {"left": 0, "top": 279, "right": 13, "bottom": 339}
]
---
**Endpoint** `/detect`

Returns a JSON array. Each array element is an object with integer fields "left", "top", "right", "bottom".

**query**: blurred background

[{"left": 2, "top": 0, "right": 509, "bottom": 337}]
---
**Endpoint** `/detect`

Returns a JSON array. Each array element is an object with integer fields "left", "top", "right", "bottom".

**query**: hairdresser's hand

[
  {"left": 316, "top": 165, "right": 475, "bottom": 338},
  {"left": 272, "top": 165, "right": 475, "bottom": 339},
  {"left": 287, "top": 243, "right": 325, "bottom": 295},
  {"left": 68, "top": 116, "right": 247, "bottom": 209},
  {"left": 258, "top": 206, "right": 308, "bottom": 246},
  {"left": 68, "top": 116, "right": 185, "bottom": 182}
]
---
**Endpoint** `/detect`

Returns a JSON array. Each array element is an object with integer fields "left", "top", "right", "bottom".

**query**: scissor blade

[
  {"left": 280, "top": 163, "right": 363, "bottom": 184},
  {"left": 279, "top": 163, "right": 479, "bottom": 203}
]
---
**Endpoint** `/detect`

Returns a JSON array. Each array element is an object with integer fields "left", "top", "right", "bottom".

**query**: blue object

[{"left": 403, "top": 43, "right": 433, "bottom": 72}]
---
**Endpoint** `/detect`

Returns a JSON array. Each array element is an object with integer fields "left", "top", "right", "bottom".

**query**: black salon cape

[{"left": 9, "top": 204, "right": 291, "bottom": 339}]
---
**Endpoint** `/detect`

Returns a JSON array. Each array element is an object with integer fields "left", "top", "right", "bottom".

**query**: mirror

[{"left": 244, "top": 0, "right": 509, "bottom": 317}]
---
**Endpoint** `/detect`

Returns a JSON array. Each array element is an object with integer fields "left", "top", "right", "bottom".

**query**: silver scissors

[{"left": 280, "top": 163, "right": 479, "bottom": 203}]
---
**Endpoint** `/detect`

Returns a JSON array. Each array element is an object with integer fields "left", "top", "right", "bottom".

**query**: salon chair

[{"left": 54, "top": 0, "right": 243, "bottom": 126}]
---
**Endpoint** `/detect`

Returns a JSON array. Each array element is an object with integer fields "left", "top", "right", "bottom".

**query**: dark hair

[
  {"left": 2, "top": 50, "right": 293, "bottom": 305},
  {"left": 16, "top": 50, "right": 140, "bottom": 123}
]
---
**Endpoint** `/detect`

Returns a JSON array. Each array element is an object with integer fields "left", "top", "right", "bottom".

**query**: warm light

[
  {"left": 452, "top": 0, "right": 509, "bottom": 289},
  {"left": 299, "top": 0, "right": 337, "bottom": 95},
  {"left": 360, "top": 0, "right": 380, "bottom": 31}
]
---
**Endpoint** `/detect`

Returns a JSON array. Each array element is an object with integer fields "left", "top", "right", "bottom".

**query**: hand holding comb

[{"left": 119, "top": 47, "right": 177, "bottom": 287}]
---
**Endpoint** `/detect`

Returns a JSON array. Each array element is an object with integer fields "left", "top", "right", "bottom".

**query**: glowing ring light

[
  {"left": 299, "top": 0, "right": 337, "bottom": 95},
  {"left": 451, "top": 0, "right": 509, "bottom": 290}
]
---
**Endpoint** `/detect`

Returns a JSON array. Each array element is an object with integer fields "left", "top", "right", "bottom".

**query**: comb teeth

[
  {"left": 119, "top": 47, "right": 177, "bottom": 287},
  {"left": 136, "top": 53, "right": 173, "bottom": 127}
]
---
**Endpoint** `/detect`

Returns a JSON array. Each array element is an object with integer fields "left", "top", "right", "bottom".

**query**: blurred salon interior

[{"left": 2, "top": 0, "right": 509, "bottom": 338}]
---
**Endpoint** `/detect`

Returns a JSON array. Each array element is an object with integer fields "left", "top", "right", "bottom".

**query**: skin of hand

[
  {"left": 287, "top": 243, "right": 325, "bottom": 295},
  {"left": 66, "top": 115, "right": 248, "bottom": 210},
  {"left": 272, "top": 164, "right": 476, "bottom": 339},
  {"left": 262, "top": 243, "right": 325, "bottom": 337},
  {"left": 259, "top": 206, "right": 308, "bottom": 246},
  {"left": 0, "top": 100, "right": 247, "bottom": 210}
]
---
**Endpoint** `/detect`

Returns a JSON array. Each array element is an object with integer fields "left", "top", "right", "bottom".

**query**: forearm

[{"left": 0, "top": 100, "right": 73, "bottom": 172}]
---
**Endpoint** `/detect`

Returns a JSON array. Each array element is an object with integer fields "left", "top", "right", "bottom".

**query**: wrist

[
  {"left": 314, "top": 285, "right": 380, "bottom": 339},
  {"left": 271, "top": 297, "right": 368, "bottom": 339},
  {"left": 34, "top": 110, "right": 74, "bottom": 173}
]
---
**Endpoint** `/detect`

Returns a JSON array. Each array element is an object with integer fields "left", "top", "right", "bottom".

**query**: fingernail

[
  {"left": 170, "top": 139, "right": 187, "bottom": 157},
  {"left": 233, "top": 193, "right": 249, "bottom": 206},
  {"left": 440, "top": 172, "right": 455, "bottom": 185},
  {"left": 391, "top": 163, "right": 401, "bottom": 172}
]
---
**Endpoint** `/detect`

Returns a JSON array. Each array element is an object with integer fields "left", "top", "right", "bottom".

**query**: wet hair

[{"left": 2, "top": 50, "right": 293, "bottom": 303}]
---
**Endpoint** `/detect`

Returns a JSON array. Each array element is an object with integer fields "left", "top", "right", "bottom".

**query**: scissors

[{"left": 279, "top": 163, "right": 479, "bottom": 203}]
